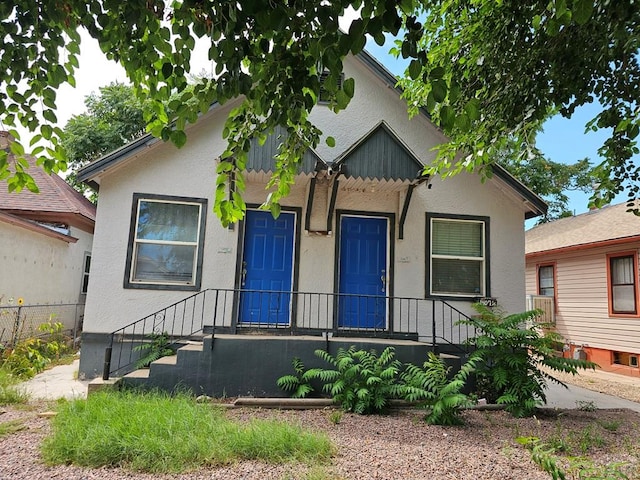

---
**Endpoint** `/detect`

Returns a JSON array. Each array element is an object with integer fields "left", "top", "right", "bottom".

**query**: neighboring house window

[
  {"left": 607, "top": 253, "right": 638, "bottom": 315},
  {"left": 538, "top": 264, "right": 555, "bottom": 297},
  {"left": 81, "top": 253, "right": 91, "bottom": 294},
  {"left": 124, "top": 194, "right": 207, "bottom": 290},
  {"left": 426, "top": 214, "right": 489, "bottom": 298}
]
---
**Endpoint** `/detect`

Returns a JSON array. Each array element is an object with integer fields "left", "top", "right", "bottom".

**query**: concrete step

[
  {"left": 152, "top": 354, "right": 178, "bottom": 365},
  {"left": 125, "top": 369, "right": 150, "bottom": 379}
]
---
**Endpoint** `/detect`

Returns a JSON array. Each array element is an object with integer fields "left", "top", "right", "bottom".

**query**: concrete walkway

[
  {"left": 21, "top": 358, "right": 90, "bottom": 401},
  {"left": 544, "top": 381, "right": 640, "bottom": 413},
  {"left": 20, "top": 358, "right": 640, "bottom": 413}
]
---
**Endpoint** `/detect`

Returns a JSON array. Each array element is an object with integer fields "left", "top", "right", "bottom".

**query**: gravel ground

[{"left": 1, "top": 402, "right": 639, "bottom": 480}]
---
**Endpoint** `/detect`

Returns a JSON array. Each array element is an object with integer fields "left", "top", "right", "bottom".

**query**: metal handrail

[{"left": 102, "top": 288, "right": 476, "bottom": 380}]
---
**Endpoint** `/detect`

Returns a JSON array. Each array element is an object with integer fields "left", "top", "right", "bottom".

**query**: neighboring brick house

[{"left": 526, "top": 202, "right": 640, "bottom": 377}]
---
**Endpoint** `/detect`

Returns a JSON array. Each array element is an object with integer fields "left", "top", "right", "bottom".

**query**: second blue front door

[
  {"left": 338, "top": 215, "right": 388, "bottom": 329},
  {"left": 239, "top": 210, "right": 295, "bottom": 325}
]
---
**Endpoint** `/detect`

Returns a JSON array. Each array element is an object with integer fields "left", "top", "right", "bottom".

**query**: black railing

[{"left": 102, "top": 288, "right": 476, "bottom": 380}]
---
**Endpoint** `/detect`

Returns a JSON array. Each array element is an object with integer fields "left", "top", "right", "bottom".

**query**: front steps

[{"left": 93, "top": 334, "right": 459, "bottom": 398}]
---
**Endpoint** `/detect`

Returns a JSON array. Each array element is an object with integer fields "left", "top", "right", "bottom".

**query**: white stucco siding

[
  {"left": 309, "top": 56, "right": 444, "bottom": 163},
  {"left": 0, "top": 222, "right": 92, "bottom": 306},
  {"left": 83, "top": 104, "right": 238, "bottom": 333},
  {"left": 525, "top": 245, "right": 640, "bottom": 353},
  {"left": 83, "top": 54, "right": 530, "bottom": 335}
]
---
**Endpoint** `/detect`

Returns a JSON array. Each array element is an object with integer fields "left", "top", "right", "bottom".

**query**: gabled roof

[
  {"left": 525, "top": 202, "right": 640, "bottom": 255},
  {"left": 333, "top": 121, "right": 425, "bottom": 181},
  {"left": 246, "top": 126, "right": 326, "bottom": 175},
  {"left": 76, "top": 50, "right": 546, "bottom": 219},
  {"left": 0, "top": 135, "right": 96, "bottom": 233}
]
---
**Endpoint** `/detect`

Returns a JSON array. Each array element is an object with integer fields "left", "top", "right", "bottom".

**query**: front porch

[{"left": 86, "top": 288, "right": 476, "bottom": 396}]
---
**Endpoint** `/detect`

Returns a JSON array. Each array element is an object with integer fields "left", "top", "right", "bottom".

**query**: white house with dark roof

[
  {"left": 0, "top": 132, "right": 96, "bottom": 339},
  {"left": 76, "top": 51, "right": 546, "bottom": 395},
  {"left": 526, "top": 202, "right": 640, "bottom": 378}
]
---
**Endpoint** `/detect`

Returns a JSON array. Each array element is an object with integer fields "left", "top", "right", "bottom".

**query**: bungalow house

[
  {"left": 77, "top": 51, "right": 546, "bottom": 395},
  {"left": 525, "top": 203, "right": 640, "bottom": 378},
  {"left": 0, "top": 131, "right": 96, "bottom": 341}
]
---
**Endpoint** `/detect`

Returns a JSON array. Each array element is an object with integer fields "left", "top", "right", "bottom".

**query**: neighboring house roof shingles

[
  {"left": 0, "top": 137, "right": 96, "bottom": 233},
  {"left": 525, "top": 202, "right": 640, "bottom": 255}
]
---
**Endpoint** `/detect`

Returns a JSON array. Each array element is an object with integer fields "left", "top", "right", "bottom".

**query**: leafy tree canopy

[
  {"left": 1, "top": 1, "right": 638, "bottom": 225},
  {"left": 61, "top": 82, "right": 146, "bottom": 199}
]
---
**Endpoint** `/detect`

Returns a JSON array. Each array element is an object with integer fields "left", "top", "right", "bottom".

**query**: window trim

[
  {"left": 124, "top": 193, "right": 207, "bottom": 291},
  {"left": 80, "top": 251, "right": 91, "bottom": 295},
  {"left": 606, "top": 251, "right": 640, "bottom": 317},
  {"left": 537, "top": 262, "right": 558, "bottom": 312},
  {"left": 425, "top": 213, "right": 490, "bottom": 300}
]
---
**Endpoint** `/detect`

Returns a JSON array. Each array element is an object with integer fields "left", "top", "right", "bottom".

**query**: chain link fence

[{"left": 0, "top": 303, "right": 84, "bottom": 348}]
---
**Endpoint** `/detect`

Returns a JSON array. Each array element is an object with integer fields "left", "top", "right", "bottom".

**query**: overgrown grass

[
  {"left": 0, "top": 365, "right": 29, "bottom": 405},
  {"left": 42, "top": 390, "right": 335, "bottom": 473},
  {"left": 0, "top": 419, "right": 26, "bottom": 437}
]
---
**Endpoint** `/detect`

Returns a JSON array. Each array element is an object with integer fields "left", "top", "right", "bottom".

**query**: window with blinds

[{"left": 429, "top": 217, "right": 486, "bottom": 297}]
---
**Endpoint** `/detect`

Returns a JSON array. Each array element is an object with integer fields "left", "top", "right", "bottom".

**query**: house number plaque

[{"left": 477, "top": 297, "right": 497, "bottom": 307}]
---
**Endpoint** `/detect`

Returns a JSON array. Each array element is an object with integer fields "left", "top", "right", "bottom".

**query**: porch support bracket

[
  {"left": 398, "top": 184, "right": 415, "bottom": 240},
  {"left": 399, "top": 175, "right": 430, "bottom": 239},
  {"left": 326, "top": 178, "right": 340, "bottom": 232},
  {"left": 304, "top": 176, "right": 317, "bottom": 232}
]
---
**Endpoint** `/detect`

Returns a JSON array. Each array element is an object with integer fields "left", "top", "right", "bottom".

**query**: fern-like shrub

[
  {"left": 276, "top": 357, "right": 315, "bottom": 398},
  {"left": 462, "top": 304, "right": 597, "bottom": 418},
  {"left": 133, "top": 332, "right": 175, "bottom": 369},
  {"left": 399, "top": 352, "right": 478, "bottom": 425},
  {"left": 305, "top": 346, "right": 403, "bottom": 414}
]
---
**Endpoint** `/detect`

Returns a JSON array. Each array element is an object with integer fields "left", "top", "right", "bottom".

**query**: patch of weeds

[
  {"left": 281, "top": 466, "right": 345, "bottom": 480},
  {"left": 328, "top": 410, "right": 343, "bottom": 425},
  {"left": 567, "top": 457, "right": 630, "bottom": 479},
  {"left": 0, "top": 365, "right": 29, "bottom": 405},
  {"left": 42, "top": 390, "right": 335, "bottom": 473},
  {"left": 599, "top": 419, "right": 622, "bottom": 432},
  {"left": 575, "top": 400, "right": 598, "bottom": 412},
  {"left": 0, "top": 419, "right": 26, "bottom": 437},
  {"left": 577, "top": 425, "right": 605, "bottom": 454}
]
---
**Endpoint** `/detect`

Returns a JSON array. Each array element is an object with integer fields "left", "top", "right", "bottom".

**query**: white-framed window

[
  {"left": 427, "top": 214, "right": 489, "bottom": 298},
  {"left": 608, "top": 252, "right": 638, "bottom": 315},
  {"left": 81, "top": 252, "right": 91, "bottom": 294},
  {"left": 125, "top": 194, "right": 207, "bottom": 290},
  {"left": 538, "top": 264, "right": 555, "bottom": 297}
]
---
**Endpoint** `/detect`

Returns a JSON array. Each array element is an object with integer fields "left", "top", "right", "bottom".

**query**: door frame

[
  {"left": 334, "top": 210, "right": 395, "bottom": 331},
  {"left": 232, "top": 205, "right": 302, "bottom": 329}
]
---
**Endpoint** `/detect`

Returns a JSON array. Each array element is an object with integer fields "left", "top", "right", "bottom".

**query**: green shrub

[
  {"left": 305, "top": 346, "right": 403, "bottom": 414},
  {"left": 42, "top": 390, "right": 334, "bottom": 473},
  {"left": 2, "top": 337, "right": 50, "bottom": 379},
  {"left": 399, "top": 352, "right": 478, "bottom": 425},
  {"left": 1, "top": 321, "right": 70, "bottom": 380},
  {"left": 133, "top": 332, "right": 174, "bottom": 368},
  {"left": 277, "top": 357, "right": 315, "bottom": 398},
  {"left": 462, "top": 304, "right": 596, "bottom": 417}
]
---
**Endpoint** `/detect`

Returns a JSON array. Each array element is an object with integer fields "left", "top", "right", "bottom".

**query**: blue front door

[
  {"left": 239, "top": 210, "right": 295, "bottom": 325},
  {"left": 338, "top": 216, "right": 388, "bottom": 329}
]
